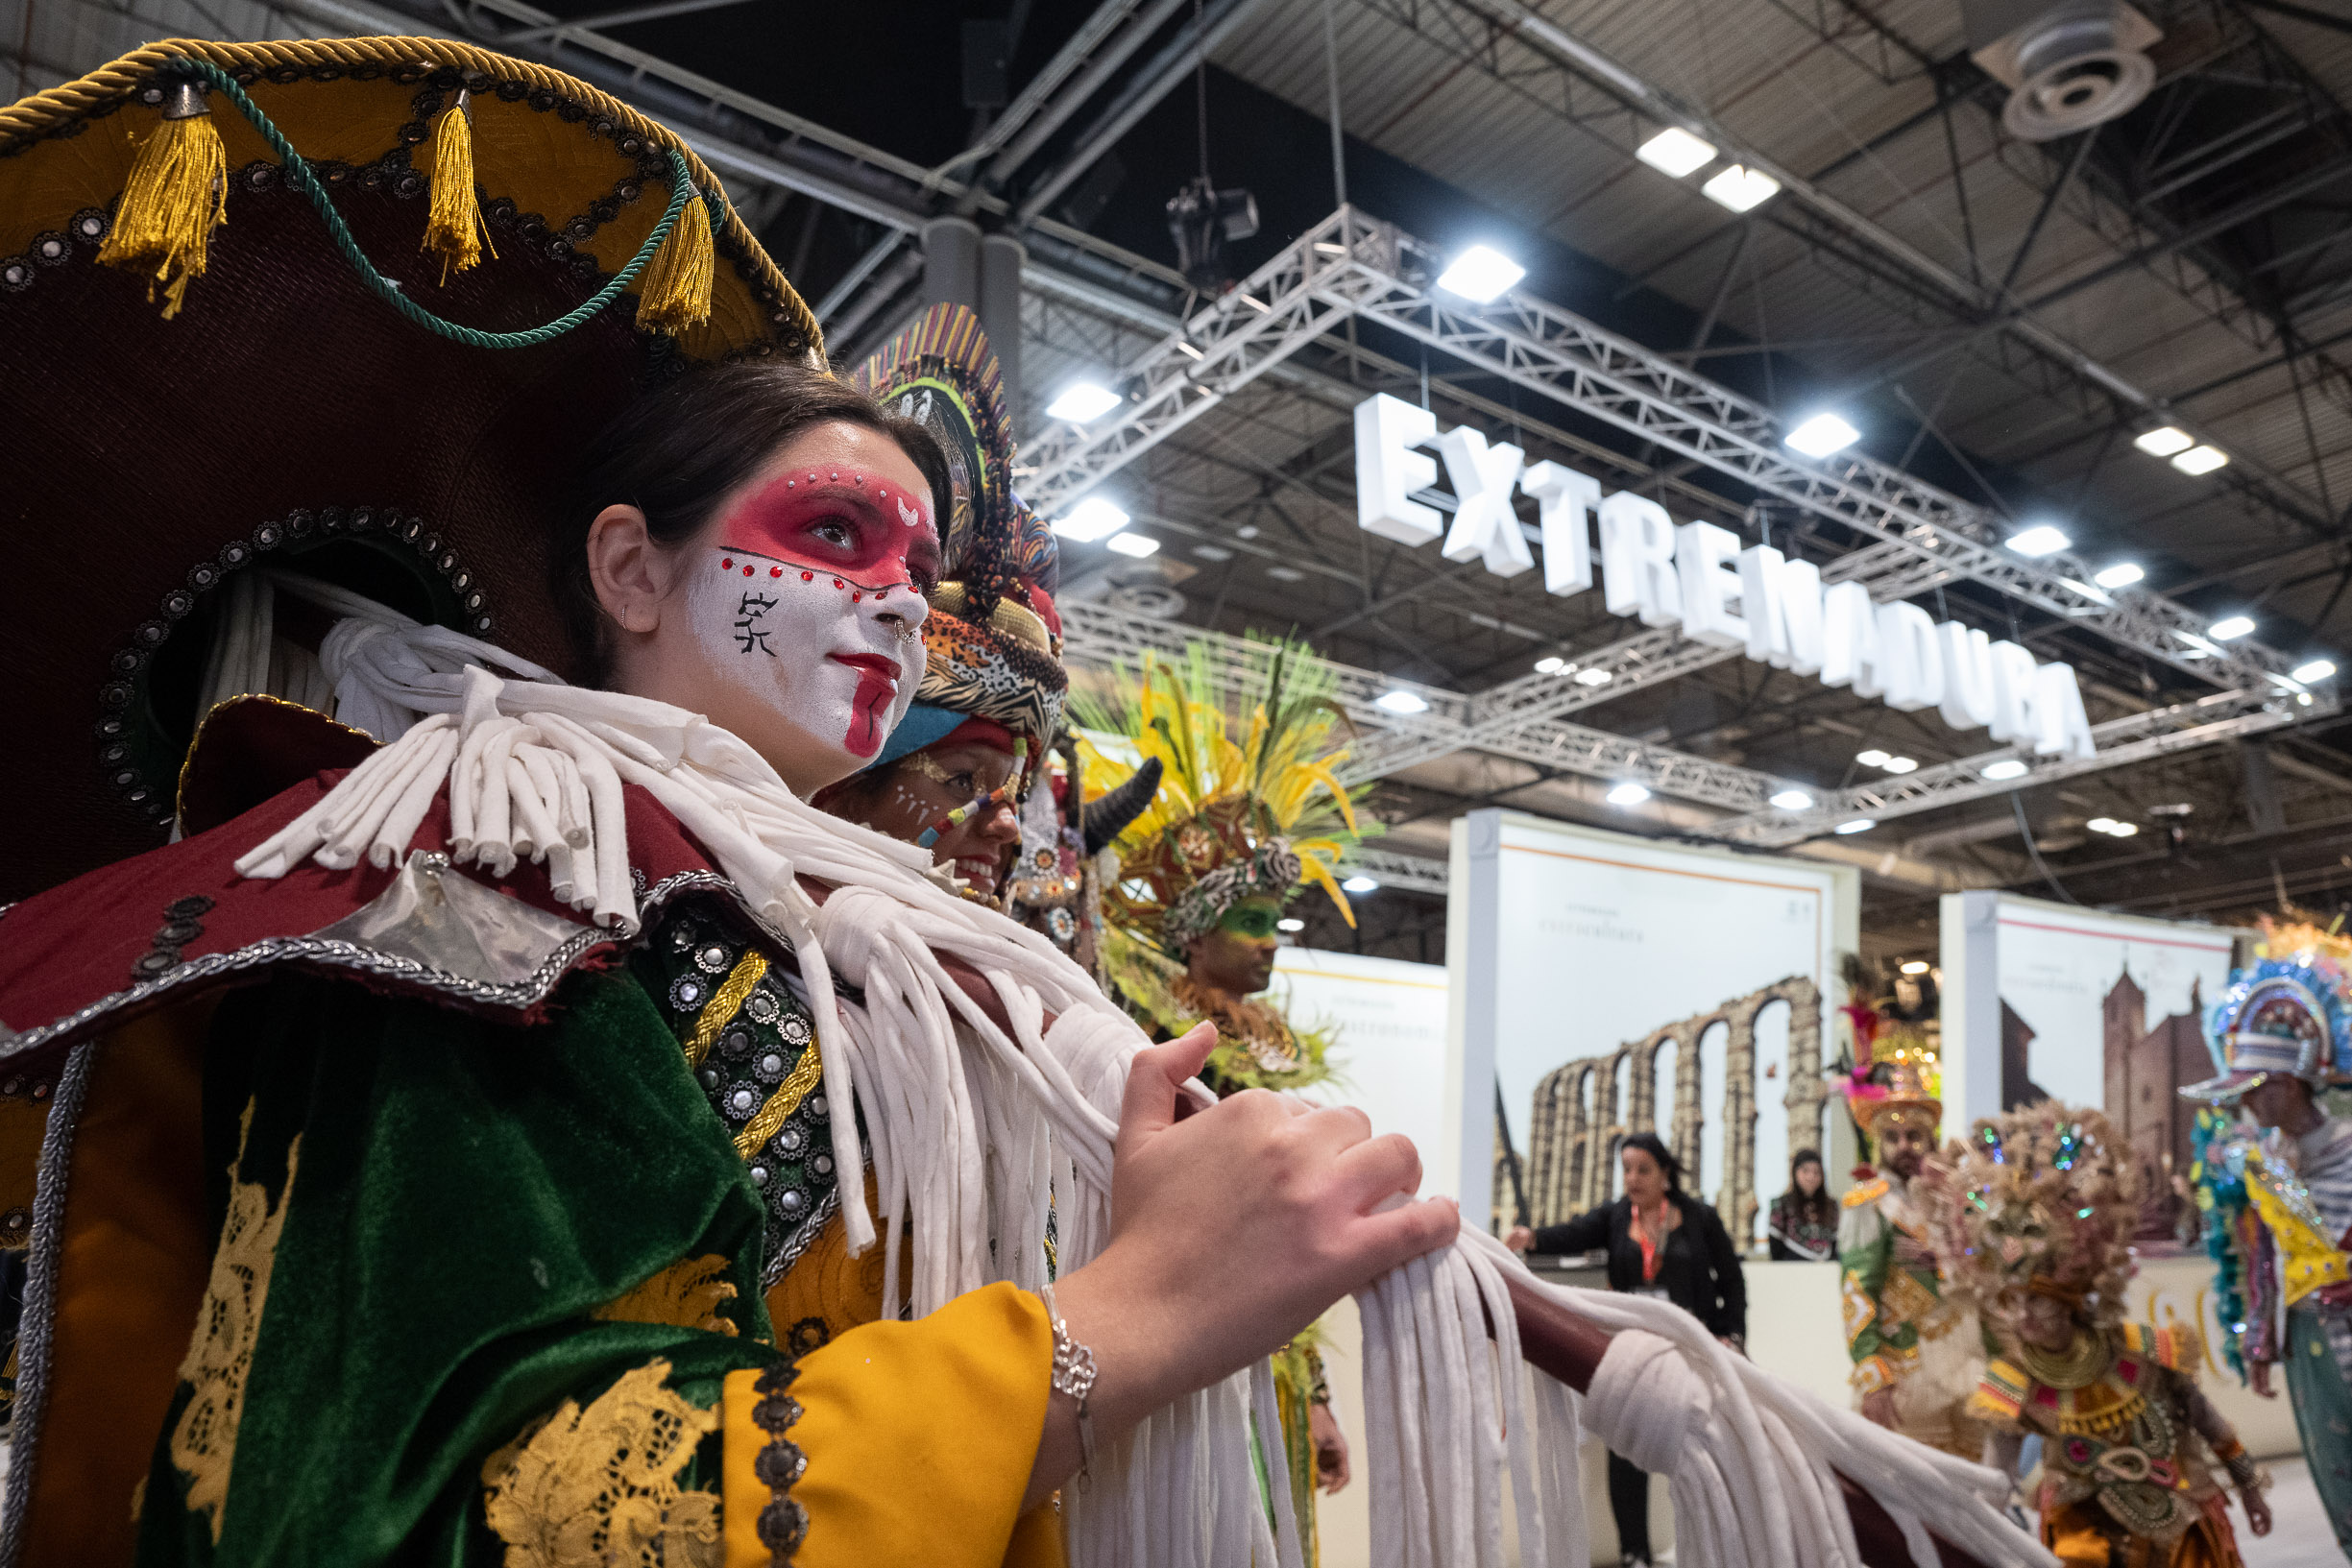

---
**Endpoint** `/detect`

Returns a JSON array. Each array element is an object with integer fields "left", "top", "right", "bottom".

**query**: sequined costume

[
  {"left": 1932, "top": 1105, "right": 2265, "bottom": 1568},
  {"left": 0, "top": 42, "right": 1074, "bottom": 1567},
  {"left": 2182, "top": 923, "right": 2352, "bottom": 1558}
]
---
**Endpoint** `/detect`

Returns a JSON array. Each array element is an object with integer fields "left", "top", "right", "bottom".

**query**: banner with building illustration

[{"left": 1446, "top": 809, "right": 1860, "bottom": 1242}]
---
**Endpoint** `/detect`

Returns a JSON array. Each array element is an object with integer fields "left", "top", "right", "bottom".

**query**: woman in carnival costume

[
  {"left": 812, "top": 303, "right": 1159, "bottom": 963},
  {"left": 1926, "top": 1104, "right": 2273, "bottom": 1567},
  {"left": 1077, "top": 639, "right": 1365, "bottom": 1549},
  {"left": 0, "top": 39, "right": 1461, "bottom": 1567},
  {"left": 2182, "top": 920, "right": 2352, "bottom": 1559}
]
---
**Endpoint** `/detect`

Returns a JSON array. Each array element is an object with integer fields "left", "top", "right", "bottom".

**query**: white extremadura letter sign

[{"left": 1351, "top": 393, "right": 2097, "bottom": 759}]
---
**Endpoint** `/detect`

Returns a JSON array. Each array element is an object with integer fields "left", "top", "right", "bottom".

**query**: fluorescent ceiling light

[
  {"left": 1637, "top": 127, "right": 1716, "bottom": 178},
  {"left": 1606, "top": 782, "right": 1653, "bottom": 806},
  {"left": 1341, "top": 875, "right": 1380, "bottom": 894},
  {"left": 1435, "top": 244, "right": 1525, "bottom": 302},
  {"left": 2171, "top": 445, "right": 2230, "bottom": 475},
  {"left": 1276, "top": 918, "right": 1305, "bottom": 932},
  {"left": 1534, "top": 655, "right": 1567, "bottom": 674},
  {"left": 1855, "top": 748, "right": 1891, "bottom": 767},
  {"left": 2108, "top": 821, "right": 2140, "bottom": 837},
  {"left": 2292, "top": 658, "right": 2338, "bottom": 683},
  {"left": 1572, "top": 666, "right": 1615, "bottom": 687},
  {"left": 1770, "top": 788, "right": 1815, "bottom": 810},
  {"left": 1104, "top": 531, "right": 1159, "bottom": 558},
  {"left": 2006, "top": 524, "right": 2071, "bottom": 557},
  {"left": 1374, "top": 688, "right": 1431, "bottom": 715},
  {"left": 1045, "top": 381, "right": 1122, "bottom": 423},
  {"left": 1900, "top": 960, "right": 1931, "bottom": 976},
  {"left": 1834, "top": 818, "right": 1877, "bottom": 835},
  {"left": 1192, "top": 543, "right": 1233, "bottom": 561},
  {"left": 2093, "top": 562, "right": 2145, "bottom": 590},
  {"left": 2086, "top": 816, "right": 2118, "bottom": 833},
  {"left": 1785, "top": 412, "right": 1860, "bottom": 458},
  {"left": 1980, "top": 759, "right": 2029, "bottom": 781},
  {"left": 2134, "top": 425, "right": 2194, "bottom": 457},
  {"left": 1701, "top": 163, "right": 1780, "bottom": 212},
  {"left": 1266, "top": 565, "right": 1304, "bottom": 582},
  {"left": 1881, "top": 756, "right": 1919, "bottom": 774},
  {"left": 1053, "top": 495, "right": 1129, "bottom": 543},
  {"left": 2209, "top": 615, "right": 2255, "bottom": 640}
]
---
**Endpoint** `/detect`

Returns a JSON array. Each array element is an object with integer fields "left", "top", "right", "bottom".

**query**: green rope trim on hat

[{"left": 173, "top": 56, "right": 700, "bottom": 350}]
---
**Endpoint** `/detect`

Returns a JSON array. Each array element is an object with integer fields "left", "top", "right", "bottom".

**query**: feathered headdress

[
  {"left": 1928, "top": 1103, "right": 2140, "bottom": 1331},
  {"left": 2184, "top": 920, "right": 2352, "bottom": 1101},
  {"left": 1839, "top": 953, "right": 1942, "bottom": 1136},
  {"left": 1075, "top": 637, "right": 1365, "bottom": 955}
]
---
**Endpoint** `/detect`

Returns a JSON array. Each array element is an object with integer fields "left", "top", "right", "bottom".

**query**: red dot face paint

[{"left": 716, "top": 470, "right": 938, "bottom": 592}]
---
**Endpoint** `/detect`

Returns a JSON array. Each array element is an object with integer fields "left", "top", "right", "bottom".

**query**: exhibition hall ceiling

[{"left": 17, "top": 0, "right": 2352, "bottom": 953}]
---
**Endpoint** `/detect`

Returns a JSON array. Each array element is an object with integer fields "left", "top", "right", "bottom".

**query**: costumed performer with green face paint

[{"left": 1077, "top": 641, "right": 1367, "bottom": 1552}]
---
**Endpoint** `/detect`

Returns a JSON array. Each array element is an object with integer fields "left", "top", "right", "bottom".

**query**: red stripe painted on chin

[{"left": 844, "top": 670, "right": 896, "bottom": 759}]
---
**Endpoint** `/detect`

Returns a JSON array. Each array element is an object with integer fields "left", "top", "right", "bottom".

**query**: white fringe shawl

[{"left": 231, "top": 610, "right": 2052, "bottom": 1568}]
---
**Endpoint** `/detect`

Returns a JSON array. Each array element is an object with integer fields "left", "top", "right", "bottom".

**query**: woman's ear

[{"left": 586, "top": 504, "right": 670, "bottom": 635}]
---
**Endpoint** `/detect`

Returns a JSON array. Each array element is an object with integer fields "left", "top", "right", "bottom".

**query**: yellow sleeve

[{"left": 722, "top": 1280, "right": 1061, "bottom": 1568}]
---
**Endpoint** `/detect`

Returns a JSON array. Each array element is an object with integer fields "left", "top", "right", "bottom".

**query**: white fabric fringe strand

[{"left": 231, "top": 612, "right": 2055, "bottom": 1568}]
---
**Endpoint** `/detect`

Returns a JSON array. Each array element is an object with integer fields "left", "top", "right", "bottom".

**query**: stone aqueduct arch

[{"left": 1519, "top": 977, "right": 1824, "bottom": 1242}]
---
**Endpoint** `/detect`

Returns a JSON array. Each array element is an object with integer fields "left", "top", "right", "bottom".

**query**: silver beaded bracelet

[{"left": 1038, "top": 1281, "right": 1099, "bottom": 1485}]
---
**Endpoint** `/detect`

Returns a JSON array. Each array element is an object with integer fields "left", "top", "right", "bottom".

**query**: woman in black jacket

[{"left": 1503, "top": 1132, "right": 1747, "bottom": 1568}]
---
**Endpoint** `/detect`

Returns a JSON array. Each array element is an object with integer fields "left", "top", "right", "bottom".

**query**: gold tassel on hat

[
  {"left": 421, "top": 89, "right": 495, "bottom": 282},
  {"left": 636, "top": 183, "right": 715, "bottom": 335},
  {"left": 95, "top": 79, "right": 228, "bottom": 319}
]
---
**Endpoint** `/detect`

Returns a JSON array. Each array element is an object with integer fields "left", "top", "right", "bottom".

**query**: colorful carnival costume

[
  {"left": 1080, "top": 639, "right": 1364, "bottom": 1551},
  {"left": 1931, "top": 1105, "right": 2268, "bottom": 1568},
  {"left": 1837, "top": 1010, "right": 1986, "bottom": 1459},
  {"left": 2182, "top": 924, "right": 2352, "bottom": 1557},
  {"left": 0, "top": 40, "right": 1270, "bottom": 1568}
]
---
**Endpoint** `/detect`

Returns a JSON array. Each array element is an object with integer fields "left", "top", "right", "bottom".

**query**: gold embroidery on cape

[
  {"left": 170, "top": 1101, "right": 301, "bottom": 1543},
  {"left": 1840, "top": 1274, "right": 1877, "bottom": 1346},
  {"left": 591, "top": 1255, "right": 740, "bottom": 1337},
  {"left": 732, "top": 1039, "right": 823, "bottom": 1158},
  {"left": 481, "top": 1358, "right": 721, "bottom": 1568},
  {"left": 683, "top": 952, "right": 768, "bottom": 1069}
]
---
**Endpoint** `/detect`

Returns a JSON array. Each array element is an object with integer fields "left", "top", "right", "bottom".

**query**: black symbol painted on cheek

[{"left": 736, "top": 591, "right": 780, "bottom": 656}]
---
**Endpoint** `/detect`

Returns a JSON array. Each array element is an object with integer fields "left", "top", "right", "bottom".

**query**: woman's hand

[
  {"left": 1503, "top": 1225, "right": 1535, "bottom": 1253},
  {"left": 1025, "top": 1024, "right": 1458, "bottom": 1505}
]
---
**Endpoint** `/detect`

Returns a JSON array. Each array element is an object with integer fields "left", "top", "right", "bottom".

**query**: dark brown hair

[{"left": 555, "top": 357, "right": 952, "bottom": 685}]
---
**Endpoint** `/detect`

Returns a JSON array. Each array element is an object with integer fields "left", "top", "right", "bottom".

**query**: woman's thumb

[{"left": 1118, "top": 1023, "right": 1219, "bottom": 1145}]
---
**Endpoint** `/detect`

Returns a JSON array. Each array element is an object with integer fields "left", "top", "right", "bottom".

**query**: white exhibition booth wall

[
  {"left": 1443, "top": 808, "right": 1860, "bottom": 1241},
  {"left": 1273, "top": 945, "right": 1457, "bottom": 1198}
]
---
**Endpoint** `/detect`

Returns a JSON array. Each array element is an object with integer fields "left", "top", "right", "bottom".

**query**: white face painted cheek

[{"left": 684, "top": 555, "right": 863, "bottom": 756}]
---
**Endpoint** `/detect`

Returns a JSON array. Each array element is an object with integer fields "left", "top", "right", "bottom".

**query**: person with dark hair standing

[
  {"left": 1503, "top": 1132, "right": 1748, "bottom": 1567},
  {"left": 1769, "top": 1148, "right": 1839, "bottom": 1262}
]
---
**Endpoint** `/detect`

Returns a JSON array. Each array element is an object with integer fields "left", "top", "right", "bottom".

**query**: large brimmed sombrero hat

[{"left": 0, "top": 36, "right": 816, "bottom": 902}]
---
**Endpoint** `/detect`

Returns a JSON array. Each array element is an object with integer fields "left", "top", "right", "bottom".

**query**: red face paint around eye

[{"left": 718, "top": 471, "right": 938, "bottom": 592}]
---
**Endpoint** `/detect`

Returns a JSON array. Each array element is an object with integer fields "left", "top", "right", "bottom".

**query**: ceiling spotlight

[
  {"left": 1881, "top": 756, "right": 1919, "bottom": 775},
  {"left": 1770, "top": 788, "right": 1816, "bottom": 810},
  {"left": 1534, "top": 655, "right": 1567, "bottom": 674},
  {"left": 2293, "top": 658, "right": 2338, "bottom": 683},
  {"left": 1637, "top": 127, "right": 1717, "bottom": 178},
  {"left": 1266, "top": 565, "right": 1304, "bottom": 581},
  {"left": 1855, "top": 748, "right": 1891, "bottom": 767},
  {"left": 1045, "top": 381, "right": 1123, "bottom": 424},
  {"left": 1606, "top": 782, "right": 1653, "bottom": 807},
  {"left": 2172, "top": 445, "right": 2230, "bottom": 475},
  {"left": 1899, "top": 960, "right": 1931, "bottom": 976},
  {"left": 2209, "top": 615, "right": 2255, "bottom": 641},
  {"left": 1786, "top": 412, "right": 1860, "bottom": 458},
  {"left": 1104, "top": 532, "right": 1160, "bottom": 559},
  {"left": 1702, "top": 163, "right": 1781, "bottom": 212},
  {"left": 1374, "top": 688, "right": 1431, "bottom": 715},
  {"left": 2094, "top": 562, "right": 2146, "bottom": 590},
  {"left": 2134, "top": 426, "right": 2194, "bottom": 457},
  {"left": 2006, "top": 524, "right": 2071, "bottom": 557},
  {"left": 2108, "top": 821, "right": 2140, "bottom": 837},
  {"left": 1435, "top": 244, "right": 1526, "bottom": 302},
  {"left": 2086, "top": 816, "right": 2118, "bottom": 833},
  {"left": 1980, "top": 759, "right": 2029, "bottom": 781},
  {"left": 1053, "top": 495, "right": 1130, "bottom": 543},
  {"left": 1341, "top": 875, "right": 1380, "bottom": 894},
  {"left": 1834, "top": 818, "right": 1878, "bottom": 834},
  {"left": 1276, "top": 917, "right": 1305, "bottom": 932},
  {"left": 1573, "top": 666, "right": 1615, "bottom": 687}
]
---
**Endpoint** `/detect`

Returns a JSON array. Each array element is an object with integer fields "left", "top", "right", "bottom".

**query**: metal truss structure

[{"left": 1030, "top": 205, "right": 2338, "bottom": 838}]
